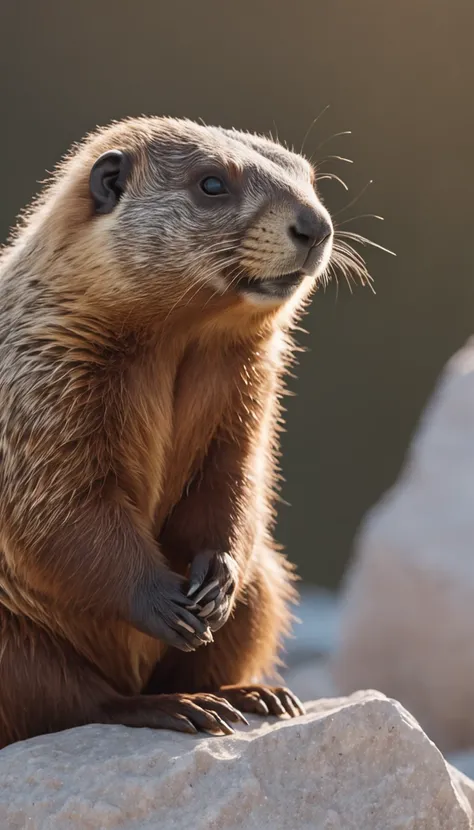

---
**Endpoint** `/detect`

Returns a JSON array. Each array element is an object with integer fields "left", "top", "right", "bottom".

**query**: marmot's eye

[{"left": 200, "top": 176, "right": 228, "bottom": 196}]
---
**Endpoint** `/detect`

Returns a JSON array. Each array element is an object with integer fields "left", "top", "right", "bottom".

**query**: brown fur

[{"left": 0, "top": 116, "right": 335, "bottom": 747}]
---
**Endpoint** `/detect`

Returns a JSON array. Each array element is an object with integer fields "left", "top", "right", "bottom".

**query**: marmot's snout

[
  {"left": 236, "top": 194, "right": 333, "bottom": 302},
  {"left": 288, "top": 203, "right": 333, "bottom": 265}
]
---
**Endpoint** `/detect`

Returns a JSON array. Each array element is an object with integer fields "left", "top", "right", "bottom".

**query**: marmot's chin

[
  {"left": 235, "top": 269, "right": 319, "bottom": 307},
  {"left": 236, "top": 270, "right": 304, "bottom": 297}
]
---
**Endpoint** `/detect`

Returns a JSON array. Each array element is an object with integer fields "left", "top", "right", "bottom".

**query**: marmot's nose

[{"left": 288, "top": 206, "right": 333, "bottom": 252}]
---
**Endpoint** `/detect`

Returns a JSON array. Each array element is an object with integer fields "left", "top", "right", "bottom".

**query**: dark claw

[
  {"left": 203, "top": 712, "right": 235, "bottom": 736},
  {"left": 217, "top": 685, "right": 304, "bottom": 720},
  {"left": 198, "top": 600, "right": 216, "bottom": 618},
  {"left": 165, "top": 694, "right": 247, "bottom": 736},
  {"left": 232, "top": 710, "right": 249, "bottom": 726},
  {"left": 131, "top": 571, "right": 213, "bottom": 651},
  {"left": 252, "top": 697, "right": 270, "bottom": 715},
  {"left": 189, "top": 580, "right": 220, "bottom": 605},
  {"left": 187, "top": 552, "right": 236, "bottom": 596},
  {"left": 281, "top": 690, "right": 306, "bottom": 717},
  {"left": 223, "top": 577, "right": 234, "bottom": 596},
  {"left": 201, "top": 696, "right": 250, "bottom": 727},
  {"left": 171, "top": 715, "right": 198, "bottom": 734},
  {"left": 205, "top": 611, "right": 229, "bottom": 632},
  {"left": 192, "top": 580, "right": 224, "bottom": 606},
  {"left": 262, "top": 691, "right": 287, "bottom": 717},
  {"left": 186, "top": 551, "right": 237, "bottom": 633},
  {"left": 186, "top": 551, "right": 218, "bottom": 595}
]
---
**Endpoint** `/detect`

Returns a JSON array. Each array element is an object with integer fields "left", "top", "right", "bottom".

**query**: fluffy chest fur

[{"left": 119, "top": 332, "right": 268, "bottom": 537}]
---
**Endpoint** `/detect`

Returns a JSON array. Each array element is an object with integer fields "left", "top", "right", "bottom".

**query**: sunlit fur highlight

[{"left": 0, "top": 116, "right": 367, "bottom": 747}]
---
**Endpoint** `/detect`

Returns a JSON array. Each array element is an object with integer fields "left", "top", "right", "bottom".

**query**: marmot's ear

[{"left": 89, "top": 150, "right": 132, "bottom": 215}]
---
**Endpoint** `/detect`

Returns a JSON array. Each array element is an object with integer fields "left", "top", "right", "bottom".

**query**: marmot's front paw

[
  {"left": 219, "top": 684, "right": 306, "bottom": 718},
  {"left": 186, "top": 550, "right": 237, "bottom": 632},
  {"left": 124, "top": 692, "right": 249, "bottom": 735},
  {"left": 130, "top": 571, "right": 213, "bottom": 651}
]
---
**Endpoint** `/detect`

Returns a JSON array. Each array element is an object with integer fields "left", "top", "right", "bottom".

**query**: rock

[
  {"left": 0, "top": 691, "right": 473, "bottom": 829},
  {"left": 330, "top": 337, "right": 474, "bottom": 753},
  {"left": 449, "top": 764, "right": 474, "bottom": 821}
]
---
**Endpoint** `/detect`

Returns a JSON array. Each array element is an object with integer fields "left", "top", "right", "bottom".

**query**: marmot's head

[{"left": 19, "top": 117, "right": 336, "bottom": 319}]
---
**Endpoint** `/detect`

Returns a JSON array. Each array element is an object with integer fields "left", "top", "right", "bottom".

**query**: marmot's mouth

[{"left": 235, "top": 270, "right": 306, "bottom": 298}]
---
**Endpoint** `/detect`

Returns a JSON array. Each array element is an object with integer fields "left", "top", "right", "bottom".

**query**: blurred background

[{"left": 1, "top": 0, "right": 473, "bottom": 589}]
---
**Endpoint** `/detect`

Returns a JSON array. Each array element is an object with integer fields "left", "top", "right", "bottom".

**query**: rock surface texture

[
  {"left": 331, "top": 338, "right": 474, "bottom": 753},
  {"left": 1, "top": 691, "right": 473, "bottom": 829}
]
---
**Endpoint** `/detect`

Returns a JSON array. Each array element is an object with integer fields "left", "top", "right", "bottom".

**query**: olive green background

[{"left": 1, "top": 1, "right": 472, "bottom": 587}]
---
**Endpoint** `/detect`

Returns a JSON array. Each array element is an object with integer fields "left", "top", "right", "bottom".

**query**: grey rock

[
  {"left": 331, "top": 338, "right": 474, "bottom": 753},
  {"left": 0, "top": 691, "right": 473, "bottom": 829}
]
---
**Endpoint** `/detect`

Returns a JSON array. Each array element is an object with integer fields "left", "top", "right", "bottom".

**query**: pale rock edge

[
  {"left": 0, "top": 690, "right": 473, "bottom": 829},
  {"left": 330, "top": 336, "right": 474, "bottom": 754}
]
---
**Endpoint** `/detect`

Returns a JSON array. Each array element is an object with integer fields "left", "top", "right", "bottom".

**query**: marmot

[{"left": 0, "top": 116, "right": 335, "bottom": 747}]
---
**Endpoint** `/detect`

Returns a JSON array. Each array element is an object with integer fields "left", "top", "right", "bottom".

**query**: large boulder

[
  {"left": 0, "top": 691, "right": 473, "bottom": 829},
  {"left": 331, "top": 337, "right": 474, "bottom": 753}
]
